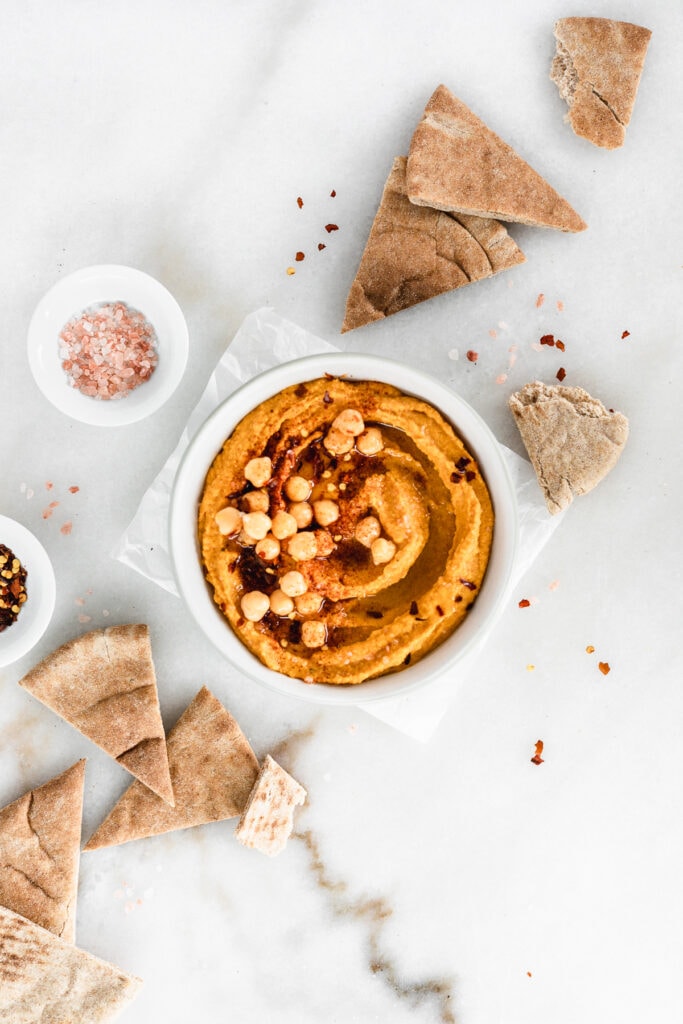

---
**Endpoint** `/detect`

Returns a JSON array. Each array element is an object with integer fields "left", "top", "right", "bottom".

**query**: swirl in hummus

[{"left": 198, "top": 377, "right": 494, "bottom": 685}]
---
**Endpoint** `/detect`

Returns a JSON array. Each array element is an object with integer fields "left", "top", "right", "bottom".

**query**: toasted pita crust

[
  {"left": 508, "top": 381, "right": 629, "bottom": 514},
  {"left": 0, "top": 760, "right": 85, "bottom": 943},
  {"left": 235, "top": 755, "right": 306, "bottom": 857},
  {"left": 406, "top": 85, "right": 586, "bottom": 232},
  {"left": 19, "top": 625, "right": 174, "bottom": 806},
  {"left": 0, "top": 904, "right": 141, "bottom": 1023},
  {"left": 552, "top": 18, "right": 652, "bottom": 149},
  {"left": 84, "top": 686, "right": 259, "bottom": 851},
  {"left": 342, "top": 156, "right": 525, "bottom": 332}
]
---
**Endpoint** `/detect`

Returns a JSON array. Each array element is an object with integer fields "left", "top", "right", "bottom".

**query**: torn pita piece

[
  {"left": 406, "top": 85, "right": 586, "bottom": 232},
  {"left": 342, "top": 155, "right": 525, "bottom": 331},
  {"left": 84, "top": 686, "right": 259, "bottom": 851},
  {"left": 0, "top": 760, "right": 85, "bottom": 943},
  {"left": 19, "top": 624, "right": 174, "bottom": 806},
  {"left": 508, "top": 381, "right": 629, "bottom": 515},
  {"left": 551, "top": 18, "right": 652, "bottom": 149},
  {"left": 235, "top": 755, "right": 306, "bottom": 857},
  {"left": 0, "top": 904, "right": 141, "bottom": 1024}
]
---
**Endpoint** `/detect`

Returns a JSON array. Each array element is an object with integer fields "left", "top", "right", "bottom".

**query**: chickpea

[
  {"left": 313, "top": 499, "right": 339, "bottom": 527},
  {"left": 332, "top": 409, "right": 364, "bottom": 436},
  {"left": 244, "top": 457, "right": 272, "bottom": 488},
  {"left": 295, "top": 591, "right": 323, "bottom": 616},
  {"left": 280, "top": 571, "right": 308, "bottom": 598},
  {"left": 242, "top": 512, "right": 272, "bottom": 542},
  {"left": 269, "top": 590, "right": 294, "bottom": 616},
  {"left": 271, "top": 510, "right": 298, "bottom": 540},
  {"left": 214, "top": 506, "right": 242, "bottom": 536},
  {"left": 255, "top": 535, "right": 280, "bottom": 561},
  {"left": 284, "top": 475, "right": 311, "bottom": 502},
  {"left": 357, "top": 427, "right": 384, "bottom": 456},
  {"left": 371, "top": 537, "right": 396, "bottom": 565},
  {"left": 302, "top": 620, "right": 327, "bottom": 648},
  {"left": 240, "top": 591, "right": 270, "bottom": 622},
  {"left": 287, "top": 532, "right": 318, "bottom": 561},
  {"left": 323, "top": 427, "right": 354, "bottom": 456},
  {"left": 242, "top": 489, "right": 270, "bottom": 513},
  {"left": 354, "top": 516, "right": 381, "bottom": 548},
  {"left": 289, "top": 501, "right": 313, "bottom": 529}
]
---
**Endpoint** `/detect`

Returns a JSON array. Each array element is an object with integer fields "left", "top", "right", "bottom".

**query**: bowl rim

[
  {"left": 169, "top": 352, "right": 519, "bottom": 705},
  {"left": 0, "top": 514, "right": 56, "bottom": 668},
  {"left": 26, "top": 263, "right": 189, "bottom": 427}
]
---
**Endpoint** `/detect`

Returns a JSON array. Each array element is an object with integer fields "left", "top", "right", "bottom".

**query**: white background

[{"left": 1, "top": 2, "right": 681, "bottom": 1022}]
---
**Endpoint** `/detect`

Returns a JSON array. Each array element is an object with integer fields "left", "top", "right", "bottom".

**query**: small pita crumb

[
  {"left": 342, "top": 156, "right": 525, "bottom": 332},
  {"left": 551, "top": 18, "right": 652, "bottom": 149},
  {"left": 406, "top": 85, "right": 586, "bottom": 232},
  {"left": 235, "top": 755, "right": 306, "bottom": 857},
  {"left": 508, "top": 381, "right": 628, "bottom": 514}
]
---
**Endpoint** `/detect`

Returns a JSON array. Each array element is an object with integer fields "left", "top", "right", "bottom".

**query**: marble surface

[{"left": 1, "top": 1, "right": 682, "bottom": 1022}]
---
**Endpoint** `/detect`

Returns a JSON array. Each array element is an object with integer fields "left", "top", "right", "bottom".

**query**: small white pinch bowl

[
  {"left": 170, "top": 353, "right": 518, "bottom": 706},
  {"left": 0, "top": 515, "right": 56, "bottom": 668},
  {"left": 27, "top": 265, "right": 189, "bottom": 426}
]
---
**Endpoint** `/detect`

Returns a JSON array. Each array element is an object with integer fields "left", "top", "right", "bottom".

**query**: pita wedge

[
  {"left": 0, "top": 760, "right": 85, "bottom": 943},
  {"left": 342, "top": 156, "right": 525, "bottom": 331},
  {"left": 235, "top": 755, "right": 306, "bottom": 857},
  {"left": 84, "top": 686, "right": 259, "bottom": 851},
  {"left": 0, "top": 904, "right": 141, "bottom": 1023},
  {"left": 552, "top": 18, "right": 652, "bottom": 150},
  {"left": 508, "top": 381, "right": 629, "bottom": 515},
  {"left": 406, "top": 85, "right": 586, "bottom": 232},
  {"left": 19, "top": 624, "right": 174, "bottom": 806}
]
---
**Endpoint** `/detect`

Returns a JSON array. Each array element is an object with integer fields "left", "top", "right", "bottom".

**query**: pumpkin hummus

[{"left": 198, "top": 377, "right": 494, "bottom": 685}]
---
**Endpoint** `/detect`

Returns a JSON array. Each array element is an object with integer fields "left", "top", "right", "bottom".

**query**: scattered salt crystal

[
  {"left": 448, "top": 348, "right": 459, "bottom": 361},
  {"left": 60, "top": 521, "right": 73, "bottom": 536},
  {"left": 75, "top": 597, "right": 85, "bottom": 606},
  {"left": 19, "top": 482, "right": 26, "bottom": 493},
  {"left": 78, "top": 614, "right": 92, "bottom": 623},
  {"left": 495, "top": 373, "right": 508, "bottom": 384},
  {"left": 26, "top": 488, "right": 34, "bottom": 500}
]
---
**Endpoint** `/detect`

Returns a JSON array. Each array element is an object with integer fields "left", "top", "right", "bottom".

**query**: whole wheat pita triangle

[
  {"left": 406, "top": 85, "right": 586, "bottom": 232},
  {"left": 0, "top": 760, "right": 85, "bottom": 943},
  {"left": 342, "top": 156, "right": 525, "bottom": 332},
  {"left": 0, "top": 904, "right": 141, "bottom": 1024},
  {"left": 84, "top": 686, "right": 259, "bottom": 851},
  {"left": 19, "top": 624, "right": 174, "bottom": 806},
  {"left": 508, "top": 381, "right": 629, "bottom": 514},
  {"left": 551, "top": 18, "right": 652, "bottom": 149}
]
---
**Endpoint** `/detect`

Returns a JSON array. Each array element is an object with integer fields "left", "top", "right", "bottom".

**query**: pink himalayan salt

[{"left": 59, "top": 301, "right": 158, "bottom": 400}]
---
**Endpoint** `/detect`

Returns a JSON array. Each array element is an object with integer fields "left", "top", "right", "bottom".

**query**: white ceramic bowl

[
  {"left": 27, "top": 265, "right": 189, "bottom": 426},
  {"left": 169, "top": 353, "right": 518, "bottom": 705},
  {"left": 0, "top": 515, "right": 56, "bottom": 668}
]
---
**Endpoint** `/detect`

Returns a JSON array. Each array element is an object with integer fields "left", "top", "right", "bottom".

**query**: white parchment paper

[{"left": 114, "top": 308, "right": 563, "bottom": 740}]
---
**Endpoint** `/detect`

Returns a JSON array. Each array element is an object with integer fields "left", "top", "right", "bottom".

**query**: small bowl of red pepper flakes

[
  {"left": 0, "top": 515, "right": 56, "bottom": 668},
  {"left": 27, "top": 265, "right": 189, "bottom": 427}
]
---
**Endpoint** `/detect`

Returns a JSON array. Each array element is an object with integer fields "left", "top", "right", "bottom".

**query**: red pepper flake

[
  {"left": 621, "top": 330, "right": 630, "bottom": 339},
  {"left": 466, "top": 350, "right": 478, "bottom": 363},
  {"left": 68, "top": 486, "right": 79, "bottom": 494},
  {"left": 459, "top": 579, "right": 477, "bottom": 591},
  {"left": 555, "top": 339, "right": 565, "bottom": 352},
  {"left": 318, "top": 243, "right": 326, "bottom": 251},
  {"left": 540, "top": 334, "right": 555, "bottom": 346},
  {"left": 530, "top": 740, "right": 544, "bottom": 765},
  {"left": 330, "top": 190, "right": 336, "bottom": 197},
  {"left": 42, "top": 501, "right": 59, "bottom": 520},
  {"left": 536, "top": 293, "right": 545, "bottom": 308},
  {"left": 585, "top": 644, "right": 595, "bottom": 653},
  {"left": 45, "top": 481, "right": 54, "bottom": 490},
  {"left": 465, "top": 470, "right": 476, "bottom": 482},
  {"left": 557, "top": 300, "right": 564, "bottom": 312},
  {"left": 60, "top": 521, "right": 73, "bottom": 536},
  {"left": 296, "top": 197, "right": 304, "bottom": 209},
  {"left": 556, "top": 367, "right": 567, "bottom": 382},
  {"left": 518, "top": 598, "right": 531, "bottom": 608},
  {"left": 325, "top": 223, "right": 339, "bottom": 233},
  {"left": 295, "top": 251, "right": 305, "bottom": 262},
  {"left": 527, "top": 971, "right": 533, "bottom": 978},
  {"left": 322, "top": 390, "right": 333, "bottom": 405},
  {"left": 598, "top": 661, "right": 611, "bottom": 675}
]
